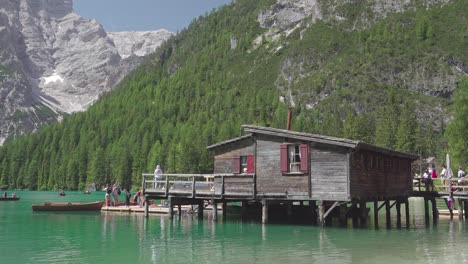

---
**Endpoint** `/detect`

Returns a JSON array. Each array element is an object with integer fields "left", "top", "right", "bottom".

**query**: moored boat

[
  {"left": 32, "top": 201, "right": 103, "bottom": 211},
  {"left": 0, "top": 197, "right": 20, "bottom": 201}
]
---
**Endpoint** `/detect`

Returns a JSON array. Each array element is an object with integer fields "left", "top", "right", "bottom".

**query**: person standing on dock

[
  {"left": 125, "top": 189, "right": 131, "bottom": 207},
  {"left": 423, "top": 169, "right": 434, "bottom": 191},
  {"left": 112, "top": 184, "right": 121, "bottom": 206},
  {"left": 154, "top": 165, "right": 163, "bottom": 189},
  {"left": 440, "top": 165, "right": 448, "bottom": 191}
]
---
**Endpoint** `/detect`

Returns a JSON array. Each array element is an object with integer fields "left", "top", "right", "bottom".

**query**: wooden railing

[
  {"left": 142, "top": 173, "right": 255, "bottom": 199},
  {"left": 413, "top": 177, "right": 468, "bottom": 193}
]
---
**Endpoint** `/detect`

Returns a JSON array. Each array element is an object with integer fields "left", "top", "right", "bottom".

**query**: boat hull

[
  {"left": 0, "top": 197, "right": 20, "bottom": 201},
  {"left": 32, "top": 201, "right": 103, "bottom": 211}
]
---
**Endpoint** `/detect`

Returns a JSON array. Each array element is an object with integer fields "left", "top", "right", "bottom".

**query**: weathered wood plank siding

[
  {"left": 256, "top": 135, "right": 308, "bottom": 195},
  {"left": 310, "top": 147, "right": 349, "bottom": 201},
  {"left": 349, "top": 150, "right": 412, "bottom": 199},
  {"left": 212, "top": 138, "right": 255, "bottom": 174}
]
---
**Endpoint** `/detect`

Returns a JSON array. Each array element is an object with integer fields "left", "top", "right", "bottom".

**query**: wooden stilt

[
  {"left": 318, "top": 200, "right": 325, "bottom": 227},
  {"left": 262, "top": 199, "right": 269, "bottom": 224},
  {"left": 168, "top": 198, "right": 174, "bottom": 220},
  {"left": 424, "top": 197, "right": 429, "bottom": 223},
  {"left": 287, "top": 202, "right": 293, "bottom": 219},
  {"left": 310, "top": 201, "right": 317, "bottom": 224},
  {"left": 396, "top": 200, "right": 401, "bottom": 228},
  {"left": 464, "top": 200, "right": 468, "bottom": 220},
  {"left": 339, "top": 203, "right": 348, "bottom": 226},
  {"left": 385, "top": 200, "right": 391, "bottom": 228},
  {"left": 374, "top": 200, "right": 379, "bottom": 228},
  {"left": 145, "top": 196, "right": 149, "bottom": 217},
  {"left": 178, "top": 204, "right": 182, "bottom": 217},
  {"left": 360, "top": 200, "right": 368, "bottom": 226},
  {"left": 198, "top": 201, "right": 204, "bottom": 219},
  {"left": 351, "top": 202, "right": 358, "bottom": 227},
  {"left": 458, "top": 199, "right": 464, "bottom": 220},
  {"left": 430, "top": 197, "right": 438, "bottom": 223},
  {"left": 222, "top": 202, "right": 227, "bottom": 219},
  {"left": 212, "top": 200, "right": 218, "bottom": 221},
  {"left": 241, "top": 201, "right": 247, "bottom": 218},
  {"left": 404, "top": 198, "right": 410, "bottom": 228}
]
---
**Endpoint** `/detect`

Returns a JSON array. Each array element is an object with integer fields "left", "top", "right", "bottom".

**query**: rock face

[
  {"left": 108, "top": 30, "right": 174, "bottom": 59},
  {"left": 0, "top": 0, "right": 172, "bottom": 144},
  {"left": 255, "top": 0, "right": 462, "bottom": 105}
]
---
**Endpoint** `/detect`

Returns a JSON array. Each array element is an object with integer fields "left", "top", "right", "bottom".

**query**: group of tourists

[
  {"left": 422, "top": 164, "right": 466, "bottom": 192},
  {"left": 104, "top": 184, "right": 123, "bottom": 207}
]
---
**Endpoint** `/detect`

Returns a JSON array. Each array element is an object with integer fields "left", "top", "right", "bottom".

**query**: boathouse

[
  {"left": 143, "top": 125, "right": 419, "bottom": 226},
  {"left": 209, "top": 125, "right": 418, "bottom": 201}
]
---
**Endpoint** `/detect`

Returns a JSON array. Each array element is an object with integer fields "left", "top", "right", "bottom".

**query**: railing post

[
  {"left": 142, "top": 174, "right": 146, "bottom": 195},
  {"left": 165, "top": 176, "right": 169, "bottom": 197},
  {"left": 192, "top": 176, "right": 196, "bottom": 198},
  {"left": 253, "top": 173, "right": 256, "bottom": 199},
  {"left": 221, "top": 176, "right": 225, "bottom": 199}
]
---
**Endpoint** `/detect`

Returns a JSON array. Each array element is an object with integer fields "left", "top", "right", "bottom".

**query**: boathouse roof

[{"left": 207, "top": 125, "right": 419, "bottom": 160}]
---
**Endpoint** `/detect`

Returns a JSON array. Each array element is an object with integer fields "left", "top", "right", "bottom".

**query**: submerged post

[
  {"left": 405, "top": 198, "right": 410, "bottom": 228},
  {"left": 222, "top": 202, "right": 227, "bottom": 219},
  {"left": 458, "top": 199, "right": 464, "bottom": 220},
  {"left": 396, "top": 200, "right": 402, "bottom": 228},
  {"left": 145, "top": 196, "right": 149, "bottom": 217},
  {"left": 430, "top": 197, "right": 438, "bottom": 223},
  {"left": 339, "top": 203, "right": 348, "bottom": 226},
  {"left": 168, "top": 197, "right": 174, "bottom": 220},
  {"left": 374, "top": 200, "right": 379, "bottom": 228},
  {"left": 212, "top": 199, "right": 218, "bottom": 221},
  {"left": 385, "top": 200, "right": 391, "bottom": 228},
  {"left": 318, "top": 201, "right": 325, "bottom": 227},
  {"left": 262, "top": 199, "right": 269, "bottom": 224},
  {"left": 198, "top": 200, "right": 204, "bottom": 219}
]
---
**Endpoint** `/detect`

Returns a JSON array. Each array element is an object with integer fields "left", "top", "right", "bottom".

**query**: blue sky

[{"left": 74, "top": 0, "right": 232, "bottom": 32}]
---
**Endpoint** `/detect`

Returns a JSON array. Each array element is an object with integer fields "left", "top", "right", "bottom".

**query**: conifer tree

[{"left": 446, "top": 77, "right": 468, "bottom": 167}]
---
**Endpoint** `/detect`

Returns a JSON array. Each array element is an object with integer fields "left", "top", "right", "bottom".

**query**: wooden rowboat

[
  {"left": 0, "top": 197, "right": 20, "bottom": 201},
  {"left": 32, "top": 201, "right": 103, "bottom": 211}
]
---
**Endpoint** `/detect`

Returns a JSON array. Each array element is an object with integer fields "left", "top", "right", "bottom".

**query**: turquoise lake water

[{"left": 1, "top": 191, "right": 468, "bottom": 264}]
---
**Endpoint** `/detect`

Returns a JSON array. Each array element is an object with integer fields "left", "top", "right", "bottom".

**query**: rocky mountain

[{"left": 0, "top": 0, "right": 173, "bottom": 145}]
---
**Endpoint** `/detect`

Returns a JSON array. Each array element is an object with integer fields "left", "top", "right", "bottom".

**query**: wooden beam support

[{"left": 458, "top": 199, "right": 464, "bottom": 220}]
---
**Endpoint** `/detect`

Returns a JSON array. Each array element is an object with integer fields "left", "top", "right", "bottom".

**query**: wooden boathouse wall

[
  {"left": 255, "top": 134, "right": 308, "bottom": 196},
  {"left": 349, "top": 149, "right": 413, "bottom": 200},
  {"left": 310, "top": 144, "right": 350, "bottom": 201},
  {"left": 212, "top": 136, "right": 255, "bottom": 174}
]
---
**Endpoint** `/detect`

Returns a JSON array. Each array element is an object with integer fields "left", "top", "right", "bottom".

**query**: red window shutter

[
  {"left": 300, "top": 144, "right": 309, "bottom": 173},
  {"left": 280, "top": 144, "right": 288, "bottom": 173},
  {"left": 247, "top": 155, "right": 255, "bottom": 173},
  {"left": 232, "top": 157, "right": 240, "bottom": 174}
]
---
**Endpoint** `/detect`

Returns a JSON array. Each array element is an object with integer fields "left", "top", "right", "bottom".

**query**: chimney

[{"left": 287, "top": 109, "right": 292, "bottom": 130}]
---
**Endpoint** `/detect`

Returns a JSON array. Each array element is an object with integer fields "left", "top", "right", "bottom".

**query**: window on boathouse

[
  {"left": 280, "top": 144, "right": 309, "bottom": 175},
  {"left": 232, "top": 155, "right": 255, "bottom": 174}
]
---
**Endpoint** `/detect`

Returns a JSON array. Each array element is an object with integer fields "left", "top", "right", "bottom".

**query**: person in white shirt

[{"left": 440, "top": 165, "right": 448, "bottom": 191}]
